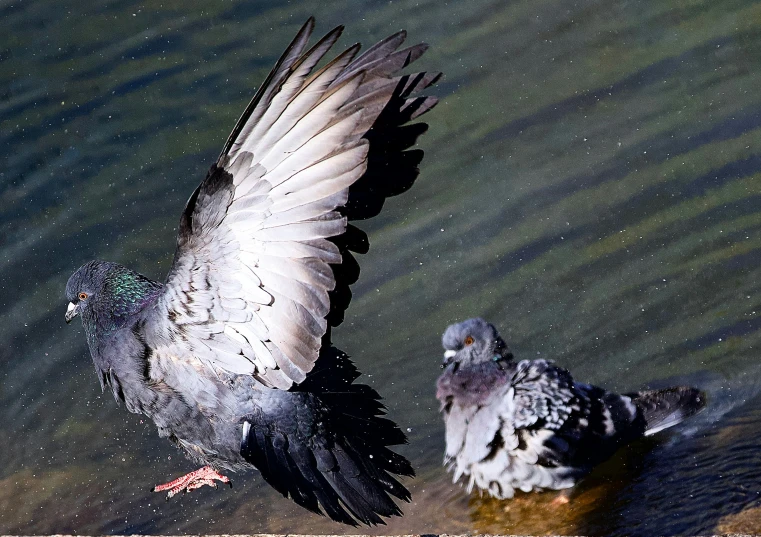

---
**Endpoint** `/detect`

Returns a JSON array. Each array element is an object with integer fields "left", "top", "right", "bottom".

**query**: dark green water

[{"left": 3, "top": 0, "right": 761, "bottom": 534}]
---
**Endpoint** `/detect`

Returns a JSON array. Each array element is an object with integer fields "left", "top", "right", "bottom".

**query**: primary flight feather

[{"left": 64, "top": 18, "right": 439, "bottom": 526}]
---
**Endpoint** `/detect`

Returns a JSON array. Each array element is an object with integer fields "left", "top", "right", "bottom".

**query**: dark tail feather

[
  {"left": 241, "top": 348, "right": 413, "bottom": 526},
  {"left": 628, "top": 386, "right": 707, "bottom": 436}
]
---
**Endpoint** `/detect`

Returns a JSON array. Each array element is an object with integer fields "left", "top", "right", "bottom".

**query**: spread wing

[{"left": 148, "top": 18, "right": 439, "bottom": 390}]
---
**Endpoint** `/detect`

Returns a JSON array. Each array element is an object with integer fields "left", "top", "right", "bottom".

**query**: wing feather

[
  {"left": 224, "top": 18, "right": 318, "bottom": 160},
  {"left": 253, "top": 47, "right": 362, "bottom": 164},
  {"left": 146, "top": 20, "right": 438, "bottom": 388},
  {"left": 240, "top": 28, "right": 347, "bottom": 157}
]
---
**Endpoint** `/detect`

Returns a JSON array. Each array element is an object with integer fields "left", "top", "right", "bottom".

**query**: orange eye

[
  {"left": 78, "top": 292, "right": 88, "bottom": 300},
  {"left": 464, "top": 335, "right": 474, "bottom": 346}
]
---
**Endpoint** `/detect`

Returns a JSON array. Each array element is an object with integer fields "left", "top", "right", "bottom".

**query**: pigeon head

[
  {"left": 441, "top": 317, "right": 513, "bottom": 367},
  {"left": 65, "top": 260, "right": 162, "bottom": 334}
]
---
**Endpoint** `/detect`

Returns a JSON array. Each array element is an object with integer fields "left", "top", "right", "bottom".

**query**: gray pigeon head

[
  {"left": 65, "top": 260, "right": 161, "bottom": 331},
  {"left": 441, "top": 317, "right": 512, "bottom": 367},
  {"left": 65, "top": 261, "right": 117, "bottom": 323}
]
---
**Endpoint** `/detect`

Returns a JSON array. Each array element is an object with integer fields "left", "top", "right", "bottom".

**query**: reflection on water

[{"left": 3, "top": 0, "right": 761, "bottom": 534}]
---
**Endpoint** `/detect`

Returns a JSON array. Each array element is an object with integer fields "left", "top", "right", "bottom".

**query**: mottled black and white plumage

[
  {"left": 436, "top": 318, "right": 705, "bottom": 499},
  {"left": 64, "top": 18, "right": 440, "bottom": 526}
]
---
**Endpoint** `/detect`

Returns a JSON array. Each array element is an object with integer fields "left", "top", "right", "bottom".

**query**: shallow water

[{"left": 2, "top": 0, "right": 761, "bottom": 534}]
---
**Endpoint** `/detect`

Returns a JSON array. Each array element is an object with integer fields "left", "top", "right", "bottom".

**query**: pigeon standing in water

[
  {"left": 436, "top": 318, "right": 705, "bottom": 500},
  {"left": 64, "top": 18, "right": 440, "bottom": 526}
]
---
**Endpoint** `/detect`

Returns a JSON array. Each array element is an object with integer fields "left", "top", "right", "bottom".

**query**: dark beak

[{"left": 65, "top": 302, "right": 79, "bottom": 324}]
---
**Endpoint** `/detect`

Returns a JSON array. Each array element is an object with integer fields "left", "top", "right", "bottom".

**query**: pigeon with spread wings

[{"left": 64, "top": 18, "right": 439, "bottom": 526}]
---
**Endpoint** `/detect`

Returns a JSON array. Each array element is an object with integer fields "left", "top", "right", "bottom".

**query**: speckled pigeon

[
  {"left": 436, "top": 318, "right": 706, "bottom": 500},
  {"left": 64, "top": 18, "right": 440, "bottom": 526}
]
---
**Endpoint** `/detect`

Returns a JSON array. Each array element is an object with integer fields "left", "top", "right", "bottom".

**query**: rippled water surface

[{"left": 3, "top": 0, "right": 761, "bottom": 535}]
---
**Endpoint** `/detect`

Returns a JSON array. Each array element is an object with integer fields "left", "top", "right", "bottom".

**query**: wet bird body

[
  {"left": 437, "top": 318, "right": 705, "bottom": 499},
  {"left": 65, "top": 18, "right": 439, "bottom": 526}
]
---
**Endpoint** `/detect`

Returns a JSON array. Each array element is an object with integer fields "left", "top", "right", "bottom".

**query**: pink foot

[
  {"left": 551, "top": 491, "right": 571, "bottom": 506},
  {"left": 152, "top": 466, "right": 231, "bottom": 499}
]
